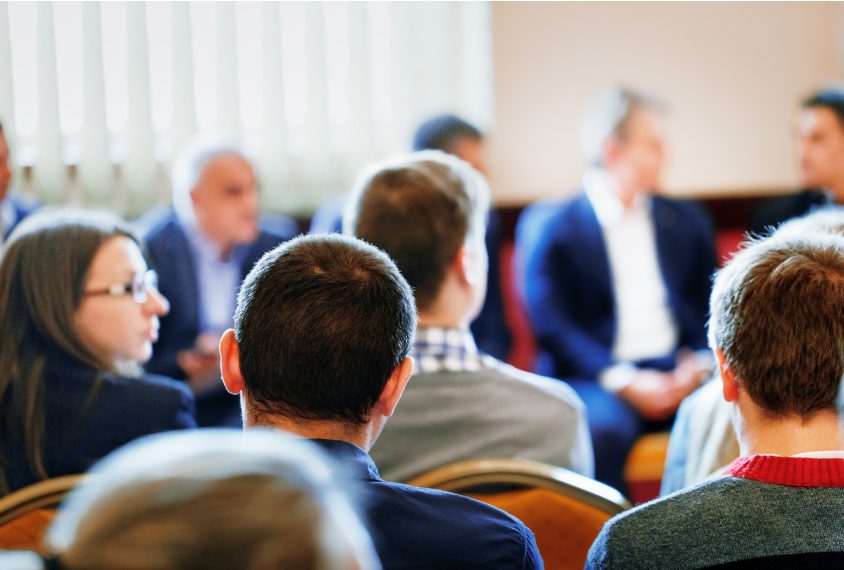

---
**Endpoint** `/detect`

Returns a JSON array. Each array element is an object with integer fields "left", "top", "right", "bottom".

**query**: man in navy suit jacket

[
  {"left": 140, "top": 133, "right": 295, "bottom": 427},
  {"left": 516, "top": 88, "right": 717, "bottom": 491},
  {"left": 219, "top": 234, "right": 542, "bottom": 569}
]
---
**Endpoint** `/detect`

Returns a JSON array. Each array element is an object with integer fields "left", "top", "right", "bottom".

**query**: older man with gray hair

[
  {"left": 515, "top": 87, "right": 717, "bottom": 491},
  {"left": 141, "top": 132, "right": 295, "bottom": 427}
]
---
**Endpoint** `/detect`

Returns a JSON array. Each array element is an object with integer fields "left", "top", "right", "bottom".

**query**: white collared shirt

[{"left": 583, "top": 168, "right": 678, "bottom": 391}]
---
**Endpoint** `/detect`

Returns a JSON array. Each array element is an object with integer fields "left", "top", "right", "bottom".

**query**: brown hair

[
  {"left": 708, "top": 232, "right": 844, "bottom": 418},
  {"left": 0, "top": 209, "right": 136, "bottom": 494},
  {"left": 344, "top": 150, "right": 489, "bottom": 311}
]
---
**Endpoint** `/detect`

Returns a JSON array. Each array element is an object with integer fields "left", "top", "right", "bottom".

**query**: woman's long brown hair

[{"left": 0, "top": 209, "right": 137, "bottom": 495}]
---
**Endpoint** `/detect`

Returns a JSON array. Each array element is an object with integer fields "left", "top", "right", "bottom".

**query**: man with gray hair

[
  {"left": 515, "top": 87, "right": 717, "bottom": 491},
  {"left": 345, "top": 150, "right": 593, "bottom": 482},
  {"left": 587, "top": 230, "right": 844, "bottom": 569},
  {"left": 141, "top": 132, "right": 295, "bottom": 426}
]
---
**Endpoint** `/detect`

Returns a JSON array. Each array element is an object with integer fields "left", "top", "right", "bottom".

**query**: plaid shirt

[{"left": 409, "top": 326, "right": 497, "bottom": 375}]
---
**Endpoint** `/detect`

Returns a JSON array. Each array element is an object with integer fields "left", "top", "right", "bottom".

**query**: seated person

[
  {"left": 0, "top": 120, "right": 40, "bottom": 246},
  {"left": 749, "top": 87, "right": 844, "bottom": 235},
  {"left": 661, "top": 206, "right": 844, "bottom": 495},
  {"left": 140, "top": 133, "right": 294, "bottom": 427},
  {"left": 346, "top": 150, "right": 592, "bottom": 482},
  {"left": 219, "top": 234, "right": 543, "bottom": 569},
  {"left": 34, "top": 430, "right": 378, "bottom": 570},
  {"left": 311, "top": 114, "right": 511, "bottom": 361},
  {"left": 0, "top": 210, "right": 196, "bottom": 495},
  {"left": 515, "top": 87, "right": 716, "bottom": 491},
  {"left": 588, "top": 230, "right": 844, "bottom": 569}
]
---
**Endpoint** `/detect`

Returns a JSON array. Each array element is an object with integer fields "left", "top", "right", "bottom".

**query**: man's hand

[
  {"left": 177, "top": 333, "right": 224, "bottom": 395},
  {"left": 618, "top": 350, "right": 709, "bottom": 421}
]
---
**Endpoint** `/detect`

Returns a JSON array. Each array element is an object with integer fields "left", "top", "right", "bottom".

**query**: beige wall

[{"left": 488, "top": 2, "right": 842, "bottom": 205}]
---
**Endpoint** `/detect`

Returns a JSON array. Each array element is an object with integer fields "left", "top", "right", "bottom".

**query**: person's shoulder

[
  {"left": 475, "top": 361, "right": 586, "bottom": 414},
  {"left": 259, "top": 211, "right": 299, "bottom": 241},
  {"left": 136, "top": 207, "right": 182, "bottom": 244},
  {"left": 99, "top": 371, "right": 196, "bottom": 424},
  {"left": 371, "top": 480, "right": 538, "bottom": 565},
  {"left": 517, "top": 191, "right": 589, "bottom": 250},
  {"left": 6, "top": 192, "right": 42, "bottom": 217},
  {"left": 592, "top": 477, "right": 747, "bottom": 563}
]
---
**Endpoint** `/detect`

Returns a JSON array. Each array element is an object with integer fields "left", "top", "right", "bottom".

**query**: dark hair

[
  {"left": 234, "top": 233, "right": 417, "bottom": 426},
  {"left": 412, "top": 114, "right": 481, "bottom": 153},
  {"left": 803, "top": 89, "right": 844, "bottom": 127},
  {"left": 708, "top": 233, "right": 844, "bottom": 418},
  {"left": 345, "top": 151, "right": 489, "bottom": 310},
  {"left": 0, "top": 209, "right": 137, "bottom": 494}
]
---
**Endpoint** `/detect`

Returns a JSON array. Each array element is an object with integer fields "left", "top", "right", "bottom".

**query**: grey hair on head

[
  {"left": 171, "top": 131, "right": 246, "bottom": 224},
  {"left": 579, "top": 87, "right": 667, "bottom": 167}
]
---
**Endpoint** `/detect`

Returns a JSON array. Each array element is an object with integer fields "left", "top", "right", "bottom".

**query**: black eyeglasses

[{"left": 84, "top": 270, "right": 159, "bottom": 304}]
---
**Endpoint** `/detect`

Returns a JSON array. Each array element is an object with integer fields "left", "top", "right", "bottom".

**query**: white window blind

[{"left": 0, "top": 1, "right": 494, "bottom": 218}]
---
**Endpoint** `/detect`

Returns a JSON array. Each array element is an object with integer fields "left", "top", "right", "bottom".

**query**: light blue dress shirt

[{"left": 182, "top": 221, "right": 249, "bottom": 335}]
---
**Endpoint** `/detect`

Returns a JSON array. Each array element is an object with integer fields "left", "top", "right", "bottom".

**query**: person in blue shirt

[
  {"left": 0, "top": 209, "right": 196, "bottom": 495},
  {"left": 139, "top": 133, "right": 295, "bottom": 427},
  {"left": 219, "top": 233, "right": 543, "bottom": 570}
]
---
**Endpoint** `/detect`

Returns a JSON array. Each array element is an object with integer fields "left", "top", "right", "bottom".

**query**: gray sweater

[
  {"left": 369, "top": 360, "right": 593, "bottom": 482},
  {"left": 588, "top": 455, "right": 844, "bottom": 570}
]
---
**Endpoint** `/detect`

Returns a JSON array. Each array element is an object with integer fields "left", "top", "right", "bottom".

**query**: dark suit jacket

[
  {"left": 515, "top": 193, "right": 716, "bottom": 381},
  {"left": 141, "top": 211, "right": 292, "bottom": 381},
  {"left": 3, "top": 353, "right": 196, "bottom": 493},
  {"left": 748, "top": 189, "right": 831, "bottom": 237},
  {"left": 313, "top": 439, "right": 542, "bottom": 570}
]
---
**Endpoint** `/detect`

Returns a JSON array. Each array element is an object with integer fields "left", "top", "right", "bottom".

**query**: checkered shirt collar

[{"left": 409, "top": 326, "right": 495, "bottom": 375}]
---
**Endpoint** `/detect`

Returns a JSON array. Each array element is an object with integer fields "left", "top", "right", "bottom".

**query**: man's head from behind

[
  {"left": 220, "top": 234, "right": 417, "bottom": 443},
  {"left": 412, "top": 114, "right": 485, "bottom": 174},
  {"left": 708, "top": 232, "right": 844, "bottom": 421},
  {"left": 797, "top": 88, "right": 844, "bottom": 191},
  {"left": 344, "top": 151, "right": 490, "bottom": 321},
  {"left": 171, "top": 132, "right": 259, "bottom": 252}
]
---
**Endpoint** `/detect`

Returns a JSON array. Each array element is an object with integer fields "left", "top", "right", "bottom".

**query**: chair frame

[
  {"left": 0, "top": 475, "right": 85, "bottom": 527},
  {"left": 408, "top": 459, "right": 631, "bottom": 515}
]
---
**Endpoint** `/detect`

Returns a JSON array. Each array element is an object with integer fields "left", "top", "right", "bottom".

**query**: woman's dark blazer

[{"left": 2, "top": 354, "right": 197, "bottom": 493}]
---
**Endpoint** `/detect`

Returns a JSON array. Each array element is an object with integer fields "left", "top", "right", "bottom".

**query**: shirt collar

[
  {"left": 409, "top": 326, "right": 494, "bottom": 375},
  {"left": 583, "top": 167, "right": 650, "bottom": 227},
  {"left": 311, "top": 438, "right": 382, "bottom": 481},
  {"left": 724, "top": 454, "right": 844, "bottom": 487}
]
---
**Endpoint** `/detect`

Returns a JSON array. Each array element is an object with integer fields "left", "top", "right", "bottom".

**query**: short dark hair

[
  {"left": 709, "top": 233, "right": 844, "bottom": 418},
  {"left": 803, "top": 89, "right": 844, "bottom": 127},
  {"left": 344, "top": 151, "right": 489, "bottom": 310},
  {"left": 412, "top": 115, "right": 481, "bottom": 153},
  {"left": 234, "top": 234, "right": 417, "bottom": 426}
]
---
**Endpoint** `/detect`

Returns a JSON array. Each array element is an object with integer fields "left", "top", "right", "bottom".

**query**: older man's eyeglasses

[{"left": 84, "top": 270, "right": 159, "bottom": 304}]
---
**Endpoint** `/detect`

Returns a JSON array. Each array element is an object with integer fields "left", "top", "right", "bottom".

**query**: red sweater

[{"left": 724, "top": 454, "right": 844, "bottom": 487}]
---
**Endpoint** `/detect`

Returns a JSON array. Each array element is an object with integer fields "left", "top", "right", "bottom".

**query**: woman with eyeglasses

[{"left": 0, "top": 209, "right": 197, "bottom": 495}]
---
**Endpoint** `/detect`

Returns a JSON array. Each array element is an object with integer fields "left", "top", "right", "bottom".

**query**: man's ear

[
  {"left": 377, "top": 357, "right": 413, "bottom": 418},
  {"left": 716, "top": 348, "right": 739, "bottom": 403},
  {"left": 219, "top": 329, "right": 245, "bottom": 395},
  {"left": 452, "top": 244, "right": 482, "bottom": 287}
]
